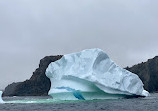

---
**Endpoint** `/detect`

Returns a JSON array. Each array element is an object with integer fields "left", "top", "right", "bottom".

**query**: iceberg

[
  {"left": 0, "top": 91, "right": 4, "bottom": 103},
  {"left": 46, "top": 48, "right": 149, "bottom": 100}
]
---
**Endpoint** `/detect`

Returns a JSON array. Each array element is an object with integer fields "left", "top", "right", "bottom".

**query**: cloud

[{"left": 0, "top": 0, "right": 158, "bottom": 89}]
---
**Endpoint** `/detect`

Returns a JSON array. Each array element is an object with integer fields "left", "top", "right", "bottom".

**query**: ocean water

[{"left": 0, "top": 93, "right": 158, "bottom": 111}]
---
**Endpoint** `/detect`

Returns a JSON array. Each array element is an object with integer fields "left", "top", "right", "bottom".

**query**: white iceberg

[
  {"left": 0, "top": 91, "right": 4, "bottom": 103},
  {"left": 46, "top": 48, "right": 149, "bottom": 100}
]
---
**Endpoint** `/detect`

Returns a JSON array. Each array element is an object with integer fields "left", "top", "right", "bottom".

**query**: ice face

[
  {"left": 46, "top": 48, "right": 149, "bottom": 100},
  {"left": 0, "top": 91, "right": 4, "bottom": 103}
]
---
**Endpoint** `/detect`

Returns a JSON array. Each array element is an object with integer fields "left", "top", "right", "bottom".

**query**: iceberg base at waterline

[
  {"left": 48, "top": 76, "right": 138, "bottom": 100},
  {"left": 46, "top": 48, "right": 149, "bottom": 100},
  {"left": 0, "top": 91, "right": 4, "bottom": 103}
]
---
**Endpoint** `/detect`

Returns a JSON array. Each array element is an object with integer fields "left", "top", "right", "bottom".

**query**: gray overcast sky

[{"left": 0, "top": 0, "right": 158, "bottom": 89}]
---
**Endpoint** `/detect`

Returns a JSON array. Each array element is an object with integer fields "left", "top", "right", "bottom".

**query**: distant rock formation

[
  {"left": 3, "top": 55, "right": 158, "bottom": 96},
  {"left": 3, "top": 55, "right": 62, "bottom": 96},
  {"left": 125, "top": 56, "right": 158, "bottom": 92}
]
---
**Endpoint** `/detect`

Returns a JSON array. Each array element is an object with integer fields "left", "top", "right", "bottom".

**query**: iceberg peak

[{"left": 46, "top": 48, "right": 149, "bottom": 100}]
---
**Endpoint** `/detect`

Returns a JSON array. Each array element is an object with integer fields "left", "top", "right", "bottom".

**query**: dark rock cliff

[
  {"left": 3, "top": 55, "right": 63, "bottom": 96},
  {"left": 3, "top": 55, "right": 158, "bottom": 96},
  {"left": 125, "top": 56, "right": 158, "bottom": 92}
]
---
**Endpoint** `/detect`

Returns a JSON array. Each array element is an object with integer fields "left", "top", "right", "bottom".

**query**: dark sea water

[{"left": 0, "top": 93, "right": 158, "bottom": 111}]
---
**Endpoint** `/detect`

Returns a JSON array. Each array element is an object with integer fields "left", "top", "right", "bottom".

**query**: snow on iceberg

[{"left": 46, "top": 48, "right": 149, "bottom": 100}]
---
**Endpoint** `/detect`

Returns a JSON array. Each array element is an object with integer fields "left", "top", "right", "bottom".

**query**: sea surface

[{"left": 0, "top": 93, "right": 158, "bottom": 111}]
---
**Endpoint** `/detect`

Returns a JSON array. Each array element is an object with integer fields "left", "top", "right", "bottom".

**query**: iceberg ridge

[{"left": 46, "top": 48, "right": 149, "bottom": 100}]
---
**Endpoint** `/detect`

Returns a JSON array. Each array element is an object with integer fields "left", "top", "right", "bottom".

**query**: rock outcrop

[
  {"left": 125, "top": 56, "right": 158, "bottom": 92},
  {"left": 3, "top": 55, "right": 62, "bottom": 96}
]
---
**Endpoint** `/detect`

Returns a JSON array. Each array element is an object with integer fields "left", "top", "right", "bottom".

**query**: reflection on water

[
  {"left": 2, "top": 93, "right": 156, "bottom": 104},
  {"left": 1, "top": 94, "right": 158, "bottom": 111}
]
